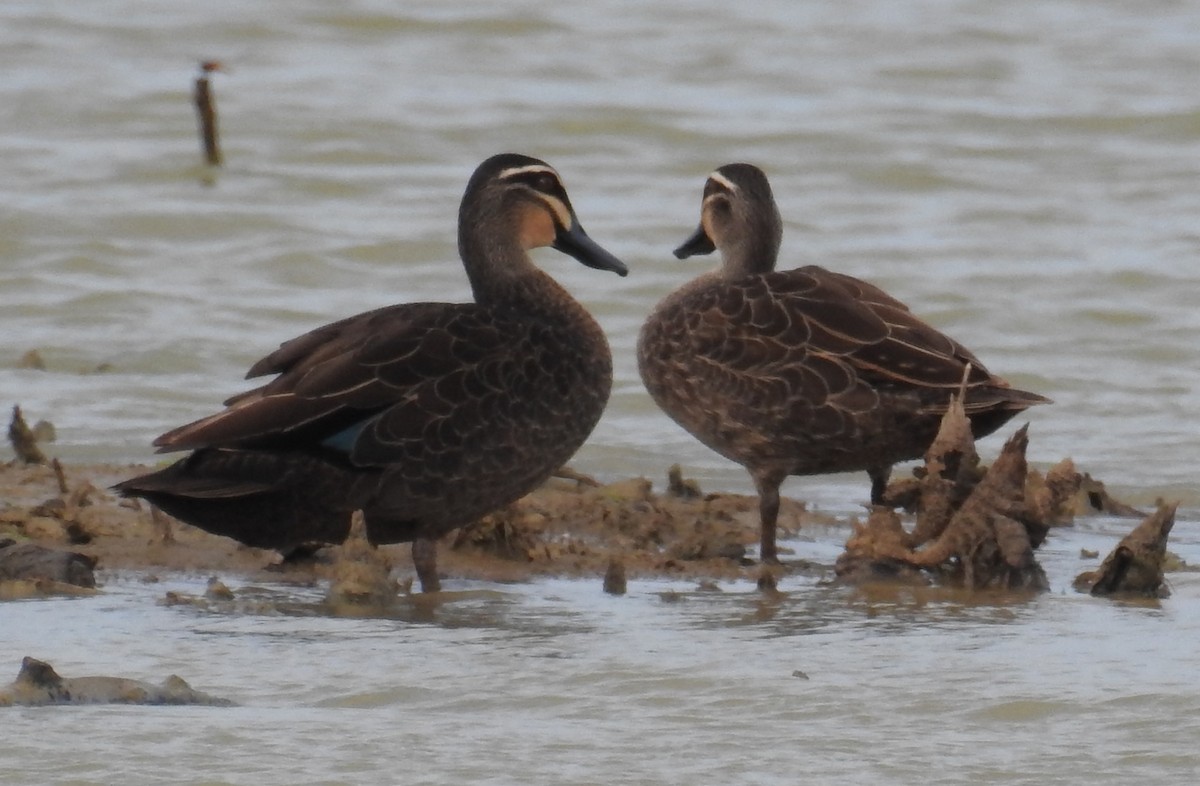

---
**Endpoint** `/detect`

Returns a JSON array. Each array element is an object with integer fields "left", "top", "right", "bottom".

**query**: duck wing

[
  {"left": 790, "top": 266, "right": 1006, "bottom": 394},
  {"left": 680, "top": 266, "right": 1027, "bottom": 417},
  {"left": 153, "top": 301, "right": 511, "bottom": 464}
]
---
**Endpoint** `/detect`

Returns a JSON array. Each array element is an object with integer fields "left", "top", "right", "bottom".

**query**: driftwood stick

[
  {"left": 193, "top": 60, "right": 223, "bottom": 166},
  {"left": 50, "top": 458, "right": 69, "bottom": 494}
]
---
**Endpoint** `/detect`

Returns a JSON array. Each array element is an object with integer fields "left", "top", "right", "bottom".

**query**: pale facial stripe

[
  {"left": 499, "top": 164, "right": 574, "bottom": 228},
  {"left": 702, "top": 170, "right": 739, "bottom": 212},
  {"left": 498, "top": 163, "right": 558, "bottom": 180},
  {"left": 707, "top": 171, "right": 739, "bottom": 193}
]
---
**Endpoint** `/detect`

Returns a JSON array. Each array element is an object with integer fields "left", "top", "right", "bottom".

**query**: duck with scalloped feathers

[
  {"left": 638, "top": 163, "right": 1048, "bottom": 568},
  {"left": 115, "top": 154, "right": 628, "bottom": 592}
]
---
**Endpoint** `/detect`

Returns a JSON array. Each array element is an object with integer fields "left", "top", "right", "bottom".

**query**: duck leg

[
  {"left": 868, "top": 464, "right": 893, "bottom": 506},
  {"left": 752, "top": 469, "right": 787, "bottom": 565},
  {"left": 411, "top": 537, "right": 441, "bottom": 593}
]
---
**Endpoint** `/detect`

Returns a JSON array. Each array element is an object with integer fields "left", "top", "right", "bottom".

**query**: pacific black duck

[
  {"left": 637, "top": 163, "right": 1048, "bottom": 565},
  {"left": 116, "top": 153, "right": 628, "bottom": 591}
]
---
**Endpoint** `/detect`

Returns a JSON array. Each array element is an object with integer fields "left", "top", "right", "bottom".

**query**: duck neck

[
  {"left": 457, "top": 199, "right": 528, "bottom": 299},
  {"left": 721, "top": 233, "right": 778, "bottom": 279},
  {"left": 459, "top": 225, "right": 582, "bottom": 322},
  {"left": 720, "top": 204, "right": 782, "bottom": 279}
]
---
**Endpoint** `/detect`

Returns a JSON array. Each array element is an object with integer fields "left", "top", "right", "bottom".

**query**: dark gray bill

[
  {"left": 673, "top": 225, "right": 716, "bottom": 259},
  {"left": 554, "top": 220, "right": 629, "bottom": 277}
]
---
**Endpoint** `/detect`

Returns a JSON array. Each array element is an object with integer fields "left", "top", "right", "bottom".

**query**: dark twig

[
  {"left": 51, "top": 458, "right": 69, "bottom": 494},
  {"left": 193, "top": 60, "right": 224, "bottom": 166}
]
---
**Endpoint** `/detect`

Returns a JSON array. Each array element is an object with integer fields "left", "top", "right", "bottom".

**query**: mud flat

[{"left": 0, "top": 414, "right": 1187, "bottom": 599}]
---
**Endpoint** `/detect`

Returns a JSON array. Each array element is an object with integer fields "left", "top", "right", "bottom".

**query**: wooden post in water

[{"left": 193, "top": 60, "right": 223, "bottom": 166}]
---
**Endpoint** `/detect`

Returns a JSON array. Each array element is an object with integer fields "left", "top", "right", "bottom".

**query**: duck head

[
  {"left": 675, "top": 162, "right": 782, "bottom": 277},
  {"left": 460, "top": 153, "right": 628, "bottom": 279}
]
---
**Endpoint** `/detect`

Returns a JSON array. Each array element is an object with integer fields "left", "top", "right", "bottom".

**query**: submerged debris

[
  {"left": 1075, "top": 502, "right": 1178, "bottom": 599},
  {"left": 17, "top": 350, "right": 46, "bottom": 370},
  {"left": 603, "top": 557, "right": 627, "bottom": 595},
  {"left": 32, "top": 420, "right": 57, "bottom": 444},
  {"left": 0, "top": 540, "right": 96, "bottom": 590},
  {"left": 0, "top": 656, "right": 232, "bottom": 707},
  {"left": 204, "top": 576, "right": 234, "bottom": 601}
]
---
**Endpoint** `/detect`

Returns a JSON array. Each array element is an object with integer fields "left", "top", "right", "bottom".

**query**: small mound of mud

[
  {"left": 0, "top": 656, "right": 232, "bottom": 707},
  {"left": 325, "top": 511, "right": 399, "bottom": 609}
]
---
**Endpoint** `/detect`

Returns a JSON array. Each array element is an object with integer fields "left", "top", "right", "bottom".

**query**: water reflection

[{"left": 158, "top": 578, "right": 604, "bottom": 636}]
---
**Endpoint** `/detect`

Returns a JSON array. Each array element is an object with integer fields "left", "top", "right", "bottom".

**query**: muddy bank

[
  {"left": 0, "top": 449, "right": 1184, "bottom": 595},
  {"left": 0, "top": 459, "right": 813, "bottom": 588}
]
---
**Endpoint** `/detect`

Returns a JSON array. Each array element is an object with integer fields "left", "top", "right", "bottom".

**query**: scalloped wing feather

[
  {"left": 646, "top": 265, "right": 1044, "bottom": 442},
  {"left": 153, "top": 302, "right": 499, "bottom": 456}
]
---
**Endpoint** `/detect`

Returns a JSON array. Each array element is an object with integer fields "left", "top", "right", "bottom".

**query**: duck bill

[
  {"left": 554, "top": 219, "right": 629, "bottom": 277},
  {"left": 673, "top": 224, "right": 716, "bottom": 259}
]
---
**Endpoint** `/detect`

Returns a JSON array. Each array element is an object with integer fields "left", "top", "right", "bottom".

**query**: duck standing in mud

[
  {"left": 117, "top": 154, "right": 628, "bottom": 591},
  {"left": 638, "top": 163, "right": 1048, "bottom": 567}
]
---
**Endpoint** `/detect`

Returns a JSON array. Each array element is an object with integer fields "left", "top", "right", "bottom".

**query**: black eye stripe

[{"left": 506, "top": 171, "right": 569, "bottom": 203}]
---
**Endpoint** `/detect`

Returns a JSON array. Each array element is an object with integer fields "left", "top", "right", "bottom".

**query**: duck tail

[{"left": 113, "top": 449, "right": 356, "bottom": 551}]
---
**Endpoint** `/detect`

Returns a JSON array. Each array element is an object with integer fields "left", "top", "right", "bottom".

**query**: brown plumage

[
  {"left": 638, "top": 163, "right": 1048, "bottom": 565},
  {"left": 115, "top": 153, "right": 628, "bottom": 590}
]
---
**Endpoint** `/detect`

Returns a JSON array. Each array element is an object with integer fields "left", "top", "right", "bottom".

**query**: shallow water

[
  {"left": 5, "top": 518, "right": 1200, "bottom": 785},
  {"left": 2, "top": 1, "right": 1199, "bottom": 783}
]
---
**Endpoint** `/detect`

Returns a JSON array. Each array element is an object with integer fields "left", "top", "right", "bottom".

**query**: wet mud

[{"left": 0, "top": 406, "right": 1185, "bottom": 604}]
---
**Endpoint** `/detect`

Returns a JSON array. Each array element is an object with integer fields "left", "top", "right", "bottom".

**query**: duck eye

[{"left": 533, "top": 174, "right": 558, "bottom": 193}]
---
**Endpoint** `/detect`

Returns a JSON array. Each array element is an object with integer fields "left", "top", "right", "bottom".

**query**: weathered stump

[
  {"left": 839, "top": 398, "right": 1055, "bottom": 592},
  {"left": 1075, "top": 502, "right": 1178, "bottom": 598}
]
